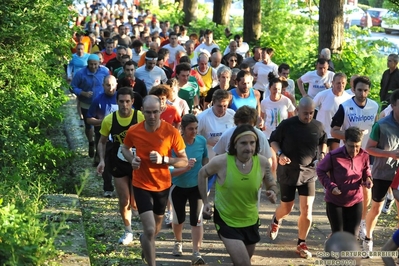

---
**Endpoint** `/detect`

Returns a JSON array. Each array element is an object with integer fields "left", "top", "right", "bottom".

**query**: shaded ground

[{"left": 60, "top": 92, "right": 398, "bottom": 265}]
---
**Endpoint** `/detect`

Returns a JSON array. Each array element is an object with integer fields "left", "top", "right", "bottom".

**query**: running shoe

[{"left": 296, "top": 242, "right": 312, "bottom": 259}]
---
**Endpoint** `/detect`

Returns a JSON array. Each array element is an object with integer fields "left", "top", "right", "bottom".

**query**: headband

[
  {"left": 234, "top": 131, "right": 258, "bottom": 144},
  {"left": 145, "top": 56, "right": 158, "bottom": 61}
]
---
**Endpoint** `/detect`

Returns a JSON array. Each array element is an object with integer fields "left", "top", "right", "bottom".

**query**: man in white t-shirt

[
  {"left": 197, "top": 89, "right": 235, "bottom": 159},
  {"left": 194, "top": 29, "right": 220, "bottom": 55},
  {"left": 297, "top": 58, "right": 335, "bottom": 99},
  {"left": 313, "top": 72, "right": 352, "bottom": 151},
  {"left": 253, "top": 48, "right": 278, "bottom": 99},
  {"left": 135, "top": 50, "right": 168, "bottom": 92},
  {"left": 223, "top": 34, "right": 249, "bottom": 58},
  {"left": 162, "top": 32, "right": 186, "bottom": 70},
  {"left": 330, "top": 76, "right": 379, "bottom": 243}
]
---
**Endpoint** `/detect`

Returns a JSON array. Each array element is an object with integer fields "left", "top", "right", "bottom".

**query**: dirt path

[{"left": 62, "top": 93, "right": 397, "bottom": 266}]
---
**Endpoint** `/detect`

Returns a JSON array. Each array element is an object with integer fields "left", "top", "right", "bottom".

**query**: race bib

[{"left": 117, "top": 147, "right": 136, "bottom": 162}]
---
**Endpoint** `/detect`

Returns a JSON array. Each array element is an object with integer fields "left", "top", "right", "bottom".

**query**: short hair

[
  {"left": 123, "top": 60, "right": 135, "bottom": 69},
  {"left": 116, "top": 46, "right": 127, "bottom": 52},
  {"left": 117, "top": 87, "right": 135, "bottom": 100},
  {"left": 278, "top": 63, "right": 290, "bottom": 73},
  {"left": 146, "top": 50, "right": 158, "bottom": 59},
  {"left": 166, "top": 78, "right": 178, "bottom": 88},
  {"left": 239, "top": 63, "right": 250, "bottom": 70},
  {"left": 389, "top": 54, "right": 399, "bottom": 64},
  {"left": 132, "top": 39, "right": 143, "bottom": 48},
  {"left": 185, "top": 40, "right": 194, "bottom": 47},
  {"left": 236, "top": 70, "right": 251, "bottom": 82},
  {"left": 211, "top": 47, "right": 221, "bottom": 54},
  {"left": 169, "top": 31, "right": 177, "bottom": 38},
  {"left": 333, "top": 72, "right": 347, "bottom": 81},
  {"left": 233, "top": 34, "right": 241, "bottom": 40},
  {"left": 228, "top": 125, "right": 260, "bottom": 156},
  {"left": 345, "top": 127, "right": 363, "bottom": 143},
  {"left": 157, "top": 54, "right": 165, "bottom": 62},
  {"left": 148, "top": 84, "right": 171, "bottom": 98},
  {"left": 212, "top": 88, "right": 231, "bottom": 103},
  {"left": 353, "top": 76, "right": 371, "bottom": 89},
  {"left": 320, "top": 48, "right": 331, "bottom": 60},
  {"left": 181, "top": 114, "right": 198, "bottom": 131},
  {"left": 234, "top": 106, "right": 257, "bottom": 126},
  {"left": 175, "top": 63, "right": 191, "bottom": 75},
  {"left": 158, "top": 48, "right": 169, "bottom": 56},
  {"left": 179, "top": 55, "right": 190, "bottom": 64},
  {"left": 391, "top": 89, "right": 399, "bottom": 105},
  {"left": 316, "top": 58, "right": 328, "bottom": 65},
  {"left": 217, "top": 66, "right": 232, "bottom": 78},
  {"left": 204, "top": 29, "right": 213, "bottom": 35},
  {"left": 252, "top": 46, "right": 260, "bottom": 54}
]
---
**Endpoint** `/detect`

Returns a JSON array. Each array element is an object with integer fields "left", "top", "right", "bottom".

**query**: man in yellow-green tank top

[{"left": 198, "top": 124, "right": 279, "bottom": 266}]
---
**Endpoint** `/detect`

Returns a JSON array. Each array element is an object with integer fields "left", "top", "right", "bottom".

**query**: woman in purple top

[{"left": 317, "top": 126, "right": 373, "bottom": 236}]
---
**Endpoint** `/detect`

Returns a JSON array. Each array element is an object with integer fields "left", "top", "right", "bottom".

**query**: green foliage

[
  {"left": 151, "top": 2, "right": 184, "bottom": 26},
  {"left": 0, "top": 0, "right": 78, "bottom": 264},
  {"left": 0, "top": 199, "right": 55, "bottom": 265}
]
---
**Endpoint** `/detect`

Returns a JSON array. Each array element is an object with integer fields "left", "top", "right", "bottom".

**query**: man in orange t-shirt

[{"left": 121, "top": 95, "right": 188, "bottom": 265}]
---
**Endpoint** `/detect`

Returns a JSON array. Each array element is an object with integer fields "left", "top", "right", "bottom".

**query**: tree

[
  {"left": 183, "top": 0, "right": 198, "bottom": 26},
  {"left": 175, "top": 0, "right": 184, "bottom": 10},
  {"left": 243, "top": 0, "right": 261, "bottom": 42},
  {"left": 213, "top": 0, "right": 232, "bottom": 25},
  {"left": 319, "top": 0, "right": 344, "bottom": 53}
]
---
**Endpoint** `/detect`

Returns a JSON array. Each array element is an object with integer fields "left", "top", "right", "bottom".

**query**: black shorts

[
  {"left": 372, "top": 179, "right": 392, "bottom": 202},
  {"left": 133, "top": 186, "right": 170, "bottom": 215},
  {"left": 170, "top": 185, "right": 203, "bottom": 226},
  {"left": 213, "top": 208, "right": 260, "bottom": 245},
  {"left": 279, "top": 182, "right": 316, "bottom": 202},
  {"left": 81, "top": 108, "right": 93, "bottom": 130},
  {"left": 110, "top": 157, "right": 132, "bottom": 178},
  {"left": 327, "top": 138, "right": 340, "bottom": 147}
]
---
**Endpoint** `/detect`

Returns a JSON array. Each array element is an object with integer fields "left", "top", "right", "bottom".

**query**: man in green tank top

[{"left": 198, "top": 124, "right": 278, "bottom": 266}]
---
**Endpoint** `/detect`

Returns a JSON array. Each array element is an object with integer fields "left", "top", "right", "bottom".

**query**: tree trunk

[
  {"left": 319, "top": 0, "right": 344, "bottom": 53},
  {"left": 213, "top": 0, "right": 232, "bottom": 25},
  {"left": 243, "top": 0, "right": 261, "bottom": 43},
  {"left": 175, "top": 0, "right": 184, "bottom": 10},
  {"left": 183, "top": 0, "right": 197, "bottom": 26}
]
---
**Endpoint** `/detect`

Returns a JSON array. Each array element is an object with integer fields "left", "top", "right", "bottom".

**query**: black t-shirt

[
  {"left": 269, "top": 116, "right": 327, "bottom": 185},
  {"left": 106, "top": 58, "right": 122, "bottom": 74},
  {"left": 205, "top": 85, "right": 235, "bottom": 103}
]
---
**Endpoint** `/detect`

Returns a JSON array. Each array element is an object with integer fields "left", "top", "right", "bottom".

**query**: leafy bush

[{"left": 0, "top": 0, "right": 78, "bottom": 264}]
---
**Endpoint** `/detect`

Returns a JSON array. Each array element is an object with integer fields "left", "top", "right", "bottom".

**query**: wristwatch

[
  {"left": 277, "top": 150, "right": 283, "bottom": 157},
  {"left": 162, "top": 156, "right": 169, "bottom": 164}
]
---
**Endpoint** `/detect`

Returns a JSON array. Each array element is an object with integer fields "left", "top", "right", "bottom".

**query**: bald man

[
  {"left": 268, "top": 97, "right": 327, "bottom": 259},
  {"left": 121, "top": 95, "right": 188, "bottom": 265}
]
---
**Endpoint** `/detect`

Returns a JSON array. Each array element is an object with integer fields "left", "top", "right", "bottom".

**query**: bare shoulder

[{"left": 210, "top": 154, "right": 227, "bottom": 166}]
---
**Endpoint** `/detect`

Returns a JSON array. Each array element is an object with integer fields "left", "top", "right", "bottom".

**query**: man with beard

[
  {"left": 229, "top": 70, "right": 261, "bottom": 115},
  {"left": 118, "top": 61, "right": 147, "bottom": 110},
  {"left": 135, "top": 50, "right": 167, "bottom": 92},
  {"left": 97, "top": 87, "right": 145, "bottom": 245},
  {"left": 330, "top": 76, "right": 378, "bottom": 242},
  {"left": 198, "top": 124, "right": 278, "bottom": 266},
  {"left": 106, "top": 45, "right": 127, "bottom": 74},
  {"left": 71, "top": 54, "right": 110, "bottom": 158}
]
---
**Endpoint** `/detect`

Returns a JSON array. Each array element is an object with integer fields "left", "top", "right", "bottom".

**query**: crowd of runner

[{"left": 67, "top": 1, "right": 399, "bottom": 265}]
